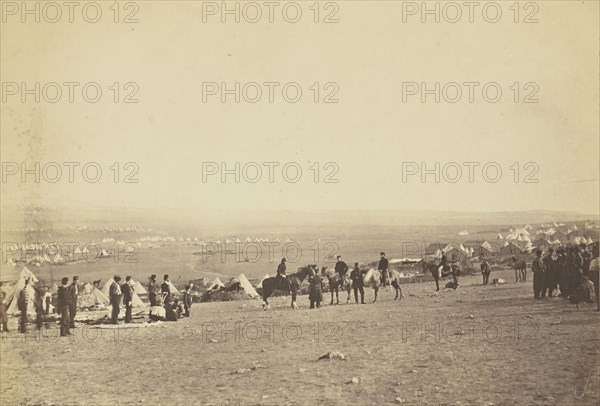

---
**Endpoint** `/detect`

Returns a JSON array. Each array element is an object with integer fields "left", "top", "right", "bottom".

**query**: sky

[{"left": 1, "top": 1, "right": 598, "bottom": 216}]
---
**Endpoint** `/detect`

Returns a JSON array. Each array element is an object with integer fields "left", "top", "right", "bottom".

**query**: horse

[
  {"left": 512, "top": 257, "right": 527, "bottom": 283},
  {"left": 421, "top": 260, "right": 460, "bottom": 291},
  {"left": 261, "top": 265, "right": 317, "bottom": 310},
  {"left": 388, "top": 269, "right": 405, "bottom": 300},
  {"left": 321, "top": 266, "right": 351, "bottom": 305}
]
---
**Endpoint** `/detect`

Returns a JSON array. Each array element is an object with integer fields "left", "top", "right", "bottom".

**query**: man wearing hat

[
  {"left": 122, "top": 276, "right": 134, "bottom": 323},
  {"left": 276, "top": 258, "right": 290, "bottom": 290},
  {"left": 161, "top": 274, "right": 172, "bottom": 303},
  {"left": 581, "top": 243, "right": 592, "bottom": 278},
  {"left": 378, "top": 252, "right": 390, "bottom": 288},
  {"left": 68, "top": 276, "right": 79, "bottom": 328},
  {"left": 147, "top": 274, "right": 159, "bottom": 306},
  {"left": 0, "top": 282, "right": 9, "bottom": 332},
  {"left": 18, "top": 278, "right": 31, "bottom": 333},
  {"left": 531, "top": 249, "right": 545, "bottom": 299},
  {"left": 335, "top": 256, "right": 349, "bottom": 280},
  {"left": 57, "top": 277, "right": 71, "bottom": 336},
  {"left": 543, "top": 248, "right": 557, "bottom": 298},
  {"left": 109, "top": 275, "right": 123, "bottom": 324},
  {"left": 350, "top": 262, "right": 365, "bottom": 304}
]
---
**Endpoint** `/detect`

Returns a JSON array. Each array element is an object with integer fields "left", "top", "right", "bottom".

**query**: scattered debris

[
  {"left": 467, "top": 315, "right": 475, "bottom": 319},
  {"left": 347, "top": 377, "right": 360, "bottom": 384},
  {"left": 319, "top": 351, "right": 347, "bottom": 360},
  {"left": 395, "top": 397, "right": 405, "bottom": 404}
]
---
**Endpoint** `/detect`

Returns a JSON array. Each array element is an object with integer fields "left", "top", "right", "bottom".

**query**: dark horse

[
  {"left": 261, "top": 265, "right": 317, "bottom": 310},
  {"left": 422, "top": 260, "right": 461, "bottom": 291},
  {"left": 321, "top": 266, "right": 350, "bottom": 305}
]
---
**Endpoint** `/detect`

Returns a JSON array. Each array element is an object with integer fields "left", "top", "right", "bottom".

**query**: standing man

[
  {"left": 589, "top": 244, "right": 599, "bottom": 311},
  {"left": 147, "top": 274, "right": 159, "bottom": 307},
  {"left": 18, "top": 278, "right": 30, "bottom": 333},
  {"left": 350, "top": 263, "right": 365, "bottom": 304},
  {"left": 161, "top": 274, "right": 172, "bottom": 303},
  {"left": 581, "top": 243, "right": 592, "bottom": 278},
  {"left": 480, "top": 255, "right": 491, "bottom": 285},
  {"left": 67, "top": 276, "right": 79, "bottom": 329},
  {"left": 309, "top": 270, "right": 324, "bottom": 309},
  {"left": 34, "top": 286, "right": 45, "bottom": 330},
  {"left": 378, "top": 252, "right": 389, "bottom": 287},
  {"left": 0, "top": 282, "right": 9, "bottom": 332},
  {"left": 335, "top": 256, "right": 349, "bottom": 279},
  {"left": 182, "top": 284, "right": 193, "bottom": 317},
  {"left": 121, "top": 276, "right": 133, "bottom": 323},
  {"left": 57, "top": 277, "right": 71, "bottom": 336},
  {"left": 109, "top": 275, "right": 123, "bottom": 324},
  {"left": 532, "top": 249, "right": 545, "bottom": 299},
  {"left": 543, "top": 248, "right": 557, "bottom": 298}
]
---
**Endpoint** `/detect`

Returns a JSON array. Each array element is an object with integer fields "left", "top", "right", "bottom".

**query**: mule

[
  {"left": 422, "top": 261, "right": 460, "bottom": 291},
  {"left": 261, "top": 265, "right": 316, "bottom": 310},
  {"left": 512, "top": 257, "right": 527, "bottom": 282}
]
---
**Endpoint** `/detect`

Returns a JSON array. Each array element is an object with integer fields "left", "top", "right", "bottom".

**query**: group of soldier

[
  {"left": 275, "top": 252, "right": 391, "bottom": 308},
  {"left": 531, "top": 242, "right": 599, "bottom": 306}
]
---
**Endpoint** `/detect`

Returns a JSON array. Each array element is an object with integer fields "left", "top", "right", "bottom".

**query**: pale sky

[{"left": 1, "top": 1, "right": 598, "bottom": 215}]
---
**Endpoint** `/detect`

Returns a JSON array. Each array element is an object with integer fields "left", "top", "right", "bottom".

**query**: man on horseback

[
  {"left": 276, "top": 257, "right": 292, "bottom": 291},
  {"left": 378, "top": 252, "right": 389, "bottom": 287},
  {"left": 438, "top": 250, "right": 449, "bottom": 278},
  {"left": 335, "top": 256, "right": 349, "bottom": 280}
]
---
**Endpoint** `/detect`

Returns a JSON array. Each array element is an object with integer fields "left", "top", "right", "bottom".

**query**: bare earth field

[{"left": 1, "top": 268, "right": 599, "bottom": 406}]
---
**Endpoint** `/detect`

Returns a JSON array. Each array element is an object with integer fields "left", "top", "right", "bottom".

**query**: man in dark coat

[
  {"left": 122, "top": 276, "right": 133, "bottom": 323},
  {"left": 543, "top": 248, "right": 557, "bottom": 298},
  {"left": 147, "top": 274, "right": 159, "bottom": 306},
  {"left": 350, "top": 263, "right": 365, "bottom": 304},
  {"left": 109, "top": 275, "right": 123, "bottom": 324},
  {"left": 161, "top": 274, "right": 172, "bottom": 303},
  {"left": 378, "top": 252, "right": 389, "bottom": 287},
  {"left": 33, "top": 286, "right": 45, "bottom": 330},
  {"left": 309, "top": 272, "right": 324, "bottom": 309},
  {"left": 0, "top": 282, "right": 9, "bottom": 332},
  {"left": 182, "top": 284, "right": 193, "bottom": 317},
  {"left": 581, "top": 243, "right": 592, "bottom": 278},
  {"left": 67, "top": 276, "right": 79, "bottom": 328},
  {"left": 276, "top": 258, "right": 291, "bottom": 291},
  {"left": 18, "top": 278, "right": 30, "bottom": 333},
  {"left": 57, "top": 277, "right": 71, "bottom": 336},
  {"left": 335, "top": 256, "right": 349, "bottom": 279},
  {"left": 532, "top": 250, "right": 545, "bottom": 299}
]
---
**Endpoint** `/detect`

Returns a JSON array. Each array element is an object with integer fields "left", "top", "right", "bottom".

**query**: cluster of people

[
  {"left": 275, "top": 252, "right": 391, "bottom": 308},
  {"left": 531, "top": 242, "right": 599, "bottom": 307},
  {"left": 145, "top": 274, "right": 193, "bottom": 323}
]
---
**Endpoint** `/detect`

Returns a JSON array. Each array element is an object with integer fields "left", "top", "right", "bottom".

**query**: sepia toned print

[{"left": 1, "top": 1, "right": 598, "bottom": 405}]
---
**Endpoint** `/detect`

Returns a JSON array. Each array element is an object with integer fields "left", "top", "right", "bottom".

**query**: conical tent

[
  {"left": 19, "top": 266, "right": 39, "bottom": 283},
  {"left": 131, "top": 291, "right": 145, "bottom": 307},
  {"left": 237, "top": 273, "right": 260, "bottom": 298},
  {"left": 101, "top": 278, "right": 116, "bottom": 297},
  {"left": 132, "top": 280, "right": 147, "bottom": 294},
  {"left": 166, "top": 280, "right": 179, "bottom": 294},
  {"left": 90, "top": 287, "right": 109, "bottom": 306},
  {"left": 6, "top": 277, "right": 36, "bottom": 315},
  {"left": 208, "top": 277, "right": 225, "bottom": 291},
  {"left": 256, "top": 273, "right": 270, "bottom": 289}
]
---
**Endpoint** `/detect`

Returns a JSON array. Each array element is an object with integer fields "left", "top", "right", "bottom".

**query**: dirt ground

[{"left": 1, "top": 268, "right": 599, "bottom": 406}]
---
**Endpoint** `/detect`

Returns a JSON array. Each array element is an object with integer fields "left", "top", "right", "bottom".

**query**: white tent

[
  {"left": 101, "top": 278, "right": 116, "bottom": 297},
  {"left": 497, "top": 233, "right": 504, "bottom": 240},
  {"left": 6, "top": 277, "right": 36, "bottom": 315},
  {"left": 208, "top": 277, "right": 225, "bottom": 291},
  {"left": 132, "top": 280, "right": 147, "bottom": 294},
  {"left": 90, "top": 287, "right": 109, "bottom": 306},
  {"left": 19, "top": 266, "right": 39, "bottom": 283},
  {"left": 165, "top": 280, "right": 179, "bottom": 294},
  {"left": 256, "top": 273, "right": 270, "bottom": 289},
  {"left": 131, "top": 291, "right": 145, "bottom": 307},
  {"left": 237, "top": 273, "right": 260, "bottom": 298}
]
